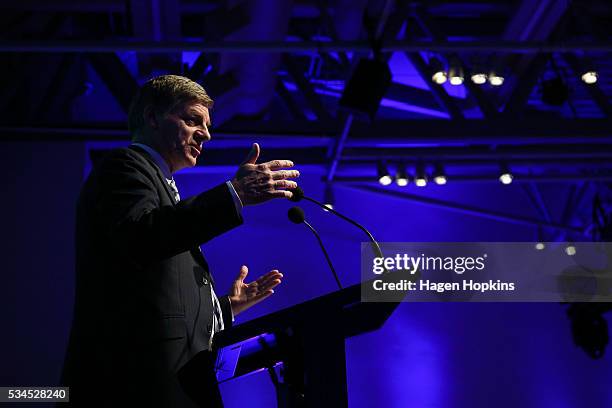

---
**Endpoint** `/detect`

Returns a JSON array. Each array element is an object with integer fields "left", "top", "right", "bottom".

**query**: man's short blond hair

[{"left": 128, "top": 75, "right": 213, "bottom": 138}]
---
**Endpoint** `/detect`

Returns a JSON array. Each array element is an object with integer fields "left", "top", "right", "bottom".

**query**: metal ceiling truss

[{"left": 0, "top": 0, "right": 611, "bottom": 191}]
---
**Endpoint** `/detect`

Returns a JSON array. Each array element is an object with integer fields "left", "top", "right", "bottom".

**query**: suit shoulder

[
  {"left": 95, "top": 147, "right": 146, "bottom": 165},
  {"left": 94, "top": 147, "right": 155, "bottom": 174},
  {"left": 80, "top": 147, "right": 160, "bottom": 202}
]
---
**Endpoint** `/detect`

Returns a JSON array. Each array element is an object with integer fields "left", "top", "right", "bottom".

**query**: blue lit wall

[
  {"left": 2, "top": 141, "right": 612, "bottom": 407},
  {"left": 1, "top": 142, "right": 84, "bottom": 390}
]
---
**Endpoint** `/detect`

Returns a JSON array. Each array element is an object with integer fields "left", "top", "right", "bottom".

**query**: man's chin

[
  {"left": 186, "top": 156, "right": 198, "bottom": 168},
  {"left": 173, "top": 156, "right": 198, "bottom": 172},
  {"left": 187, "top": 149, "right": 200, "bottom": 164}
]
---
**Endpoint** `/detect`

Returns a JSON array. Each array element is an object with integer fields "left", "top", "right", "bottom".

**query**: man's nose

[{"left": 194, "top": 129, "right": 211, "bottom": 144}]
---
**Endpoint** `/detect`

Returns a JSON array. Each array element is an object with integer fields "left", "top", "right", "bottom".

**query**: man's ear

[{"left": 143, "top": 105, "right": 159, "bottom": 130}]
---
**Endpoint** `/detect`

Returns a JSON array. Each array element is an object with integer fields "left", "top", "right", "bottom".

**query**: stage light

[
  {"left": 415, "top": 163, "right": 427, "bottom": 187},
  {"left": 489, "top": 71, "right": 504, "bottom": 86},
  {"left": 499, "top": 163, "right": 513, "bottom": 185},
  {"left": 448, "top": 58, "right": 464, "bottom": 86},
  {"left": 499, "top": 173, "right": 513, "bottom": 184},
  {"left": 581, "top": 71, "right": 598, "bottom": 84},
  {"left": 396, "top": 163, "right": 409, "bottom": 186},
  {"left": 579, "top": 56, "right": 598, "bottom": 84},
  {"left": 432, "top": 71, "right": 447, "bottom": 85},
  {"left": 377, "top": 161, "right": 392, "bottom": 186},
  {"left": 339, "top": 58, "right": 392, "bottom": 120},
  {"left": 535, "top": 242, "right": 545, "bottom": 250},
  {"left": 469, "top": 56, "right": 487, "bottom": 85},
  {"left": 396, "top": 176, "right": 409, "bottom": 187},
  {"left": 449, "top": 73, "right": 464, "bottom": 85},
  {"left": 429, "top": 57, "right": 447, "bottom": 85},
  {"left": 565, "top": 244, "right": 577, "bottom": 256},
  {"left": 433, "top": 163, "right": 447, "bottom": 185},
  {"left": 471, "top": 73, "right": 487, "bottom": 85}
]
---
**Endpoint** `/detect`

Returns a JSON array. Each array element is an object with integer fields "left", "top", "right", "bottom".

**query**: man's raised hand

[
  {"left": 228, "top": 265, "right": 283, "bottom": 316},
  {"left": 231, "top": 143, "right": 300, "bottom": 205}
]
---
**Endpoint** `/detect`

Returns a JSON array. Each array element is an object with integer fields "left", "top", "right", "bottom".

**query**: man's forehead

[{"left": 185, "top": 102, "right": 210, "bottom": 117}]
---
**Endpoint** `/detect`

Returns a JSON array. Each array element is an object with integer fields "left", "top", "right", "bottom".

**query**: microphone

[
  {"left": 288, "top": 206, "right": 305, "bottom": 224},
  {"left": 289, "top": 186, "right": 385, "bottom": 262},
  {"left": 288, "top": 206, "right": 342, "bottom": 289}
]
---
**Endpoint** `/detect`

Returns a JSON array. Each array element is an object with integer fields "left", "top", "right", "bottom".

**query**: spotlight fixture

[
  {"left": 565, "top": 244, "right": 577, "bottom": 256},
  {"left": 377, "top": 161, "right": 392, "bottom": 186},
  {"left": 323, "top": 183, "right": 335, "bottom": 211},
  {"left": 429, "top": 57, "right": 447, "bottom": 85},
  {"left": 470, "top": 72, "right": 487, "bottom": 85},
  {"left": 433, "top": 163, "right": 447, "bottom": 185},
  {"left": 415, "top": 162, "right": 427, "bottom": 187},
  {"left": 579, "top": 56, "right": 598, "bottom": 84},
  {"left": 448, "top": 57, "right": 464, "bottom": 86},
  {"left": 535, "top": 242, "right": 546, "bottom": 250},
  {"left": 469, "top": 56, "right": 488, "bottom": 85},
  {"left": 339, "top": 58, "right": 392, "bottom": 121},
  {"left": 489, "top": 70, "right": 505, "bottom": 86},
  {"left": 581, "top": 71, "right": 598, "bottom": 84},
  {"left": 499, "top": 163, "right": 513, "bottom": 185},
  {"left": 396, "top": 163, "right": 409, "bottom": 187}
]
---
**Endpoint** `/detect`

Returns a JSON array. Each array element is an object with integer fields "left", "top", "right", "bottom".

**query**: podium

[{"left": 212, "top": 276, "right": 406, "bottom": 407}]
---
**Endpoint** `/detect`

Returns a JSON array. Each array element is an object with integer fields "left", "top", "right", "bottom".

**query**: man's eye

[{"left": 185, "top": 119, "right": 196, "bottom": 126}]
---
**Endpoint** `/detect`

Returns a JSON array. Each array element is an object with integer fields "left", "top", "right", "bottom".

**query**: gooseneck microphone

[
  {"left": 288, "top": 206, "right": 342, "bottom": 289},
  {"left": 290, "top": 186, "right": 384, "bottom": 261}
]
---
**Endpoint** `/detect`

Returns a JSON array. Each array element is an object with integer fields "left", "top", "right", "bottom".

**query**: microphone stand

[
  {"left": 302, "top": 219, "right": 343, "bottom": 290},
  {"left": 300, "top": 195, "right": 384, "bottom": 261}
]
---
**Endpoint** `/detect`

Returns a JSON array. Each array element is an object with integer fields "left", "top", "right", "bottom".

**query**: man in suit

[{"left": 61, "top": 75, "right": 300, "bottom": 407}]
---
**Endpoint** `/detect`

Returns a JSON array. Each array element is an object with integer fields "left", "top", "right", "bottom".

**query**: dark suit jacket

[{"left": 61, "top": 145, "right": 243, "bottom": 407}]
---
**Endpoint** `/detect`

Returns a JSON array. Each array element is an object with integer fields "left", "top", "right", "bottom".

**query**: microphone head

[
  {"left": 288, "top": 206, "right": 306, "bottom": 224},
  {"left": 289, "top": 186, "right": 305, "bottom": 202}
]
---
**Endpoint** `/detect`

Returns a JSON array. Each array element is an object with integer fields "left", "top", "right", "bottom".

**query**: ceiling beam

[
  {"left": 129, "top": 0, "right": 182, "bottom": 76},
  {"left": 2, "top": 40, "right": 612, "bottom": 53},
  {"left": 2, "top": 119, "right": 612, "bottom": 144},
  {"left": 502, "top": 53, "right": 550, "bottom": 117},
  {"left": 216, "top": 118, "right": 612, "bottom": 144},
  {"left": 500, "top": 0, "right": 570, "bottom": 115},
  {"left": 86, "top": 53, "right": 139, "bottom": 113},
  {"left": 282, "top": 54, "right": 333, "bottom": 123},
  {"left": 275, "top": 78, "right": 307, "bottom": 121},
  {"left": 404, "top": 52, "right": 464, "bottom": 119},
  {"left": 81, "top": 146, "right": 611, "bottom": 169}
]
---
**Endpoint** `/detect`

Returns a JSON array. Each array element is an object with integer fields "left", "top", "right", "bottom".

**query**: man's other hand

[
  {"left": 231, "top": 143, "right": 300, "bottom": 205},
  {"left": 229, "top": 265, "right": 283, "bottom": 316}
]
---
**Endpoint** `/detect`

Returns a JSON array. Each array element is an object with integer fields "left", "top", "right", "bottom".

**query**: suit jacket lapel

[
  {"left": 129, "top": 145, "right": 178, "bottom": 205},
  {"left": 129, "top": 145, "right": 213, "bottom": 285}
]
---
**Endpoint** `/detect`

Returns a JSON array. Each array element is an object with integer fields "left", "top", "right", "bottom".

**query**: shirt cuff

[
  {"left": 227, "top": 296, "right": 235, "bottom": 322},
  {"left": 226, "top": 181, "right": 243, "bottom": 215}
]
